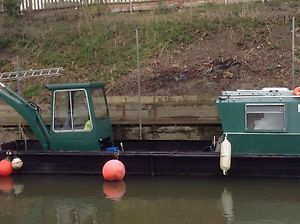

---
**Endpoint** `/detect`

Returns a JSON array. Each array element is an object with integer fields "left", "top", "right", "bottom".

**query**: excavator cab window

[
  {"left": 53, "top": 89, "right": 92, "bottom": 132},
  {"left": 92, "top": 88, "right": 109, "bottom": 119}
]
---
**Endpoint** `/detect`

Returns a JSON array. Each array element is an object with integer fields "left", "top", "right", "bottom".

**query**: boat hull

[
  {"left": 2, "top": 140, "right": 300, "bottom": 178},
  {"left": 2, "top": 151, "right": 300, "bottom": 178},
  {"left": 4, "top": 151, "right": 220, "bottom": 176}
]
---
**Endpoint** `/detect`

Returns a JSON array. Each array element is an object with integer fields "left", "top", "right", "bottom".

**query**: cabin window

[
  {"left": 92, "top": 88, "right": 108, "bottom": 119},
  {"left": 246, "top": 104, "right": 285, "bottom": 131},
  {"left": 53, "top": 89, "right": 92, "bottom": 132}
]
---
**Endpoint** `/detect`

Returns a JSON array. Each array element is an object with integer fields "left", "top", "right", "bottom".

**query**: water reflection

[
  {"left": 221, "top": 188, "right": 234, "bottom": 223},
  {"left": 56, "top": 203, "right": 98, "bottom": 224},
  {"left": 103, "top": 181, "right": 126, "bottom": 201},
  {"left": 0, "top": 177, "right": 14, "bottom": 193},
  {"left": 0, "top": 176, "right": 299, "bottom": 224},
  {"left": 0, "top": 176, "right": 24, "bottom": 195}
]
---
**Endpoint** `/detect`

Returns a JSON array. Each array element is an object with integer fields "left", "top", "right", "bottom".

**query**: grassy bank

[{"left": 0, "top": 0, "right": 299, "bottom": 98}]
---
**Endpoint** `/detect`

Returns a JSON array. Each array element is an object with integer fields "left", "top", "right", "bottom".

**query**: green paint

[
  {"left": 0, "top": 84, "right": 50, "bottom": 150},
  {"left": 47, "top": 82, "right": 113, "bottom": 151},
  {"left": 0, "top": 82, "right": 113, "bottom": 152},
  {"left": 217, "top": 89, "right": 300, "bottom": 155}
]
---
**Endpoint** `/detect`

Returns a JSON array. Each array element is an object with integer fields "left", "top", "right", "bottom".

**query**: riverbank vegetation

[{"left": 0, "top": 0, "right": 299, "bottom": 99}]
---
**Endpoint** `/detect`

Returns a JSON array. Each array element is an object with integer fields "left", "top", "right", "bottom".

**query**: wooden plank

[
  {"left": 107, "top": 95, "right": 219, "bottom": 124},
  {"left": 21, "top": 0, "right": 25, "bottom": 10},
  {"left": 0, "top": 95, "right": 220, "bottom": 126}
]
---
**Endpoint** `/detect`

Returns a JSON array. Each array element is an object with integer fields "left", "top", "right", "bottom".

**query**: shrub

[{"left": 3, "top": 0, "right": 21, "bottom": 17}]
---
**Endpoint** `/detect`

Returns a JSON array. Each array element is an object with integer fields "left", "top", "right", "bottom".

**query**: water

[{"left": 0, "top": 175, "right": 299, "bottom": 224}]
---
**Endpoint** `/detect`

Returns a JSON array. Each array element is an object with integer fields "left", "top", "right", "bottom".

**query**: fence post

[
  {"left": 136, "top": 28, "right": 142, "bottom": 140},
  {"left": 292, "top": 17, "right": 296, "bottom": 88}
]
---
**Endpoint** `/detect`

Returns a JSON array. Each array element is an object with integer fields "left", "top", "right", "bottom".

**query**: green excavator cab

[
  {"left": 47, "top": 83, "right": 114, "bottom": 151},
  {"left": 0, "top": 82, "right": 114, "bottom": 152}
]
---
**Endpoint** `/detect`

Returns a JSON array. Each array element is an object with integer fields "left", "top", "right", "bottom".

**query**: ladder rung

[{"left": 0, "top": 68, "right": 63, "bottom": 80}]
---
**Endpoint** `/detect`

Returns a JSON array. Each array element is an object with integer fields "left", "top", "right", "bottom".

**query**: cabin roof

[
  {"left": 217, "top": 87, "right": 300, "bottom": 103},
  {"left": 46, "top": 82, "right": 105, "bottom": 91},
  {"left": 220, "top": 88, "right": 293, "bottom": 97}
]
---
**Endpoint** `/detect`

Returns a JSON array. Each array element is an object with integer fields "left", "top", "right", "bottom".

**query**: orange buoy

[
  {"left": 103, "top": 181, "right": 126, "bottom": 200},
  {"left": 102, "top": 159, "right": 125, "bottom": 181},
  {"left": 293, "top": 87, "right": 300, "bottom": 96},
  {"left": 0, "top": 159, "right": 13, "bottom": 177}
]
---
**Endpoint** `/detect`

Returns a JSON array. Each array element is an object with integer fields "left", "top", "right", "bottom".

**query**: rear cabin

[{"left": 217, "top": 88, "right": 300, "bottom": 155}]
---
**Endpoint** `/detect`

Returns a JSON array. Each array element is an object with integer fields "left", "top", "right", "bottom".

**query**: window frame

[
  {"left": 245, "top": 103, "right": 286, "bottom": 132},
  {"left": 91, "top": 88, "right": 109, "bottom": 120},
  {"left": 52, "top": 88, "right": 93, "bottom": 133}
]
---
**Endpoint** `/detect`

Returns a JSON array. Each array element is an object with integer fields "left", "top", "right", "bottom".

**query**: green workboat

[
  {"left": 215, "top": 87, "right": 300, "bottom": 177},
  {"left": 0, "top": 81, "right": 214, "bottom": 176},
  {"left": 2, "top": 81, "right": 300, "bottom": 177},
  {"left": 217, "top": 87, "right": 300, "bottom": 155}
]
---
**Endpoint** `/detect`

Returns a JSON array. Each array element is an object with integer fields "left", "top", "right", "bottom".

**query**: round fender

[{"left": 220, "top": 136, "right": 231, "bottom": 175}]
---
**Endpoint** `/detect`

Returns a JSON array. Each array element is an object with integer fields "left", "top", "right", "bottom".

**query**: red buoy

[
  {"left": 293, "top": 87, "right": 300, "bottom": 96},
  {"left": 0, "top": 159, "right": 12, "bottom": 177},
  {"left": 102, "top": 159, "right": 125, "bottom": 181},
  {"left": 103, "top": 181, "right": 126, "bottom": 200}
]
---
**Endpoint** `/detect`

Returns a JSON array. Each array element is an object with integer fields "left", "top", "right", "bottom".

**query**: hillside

[{"left": 0, "top": 0, "right": 300, "bottom": 102}]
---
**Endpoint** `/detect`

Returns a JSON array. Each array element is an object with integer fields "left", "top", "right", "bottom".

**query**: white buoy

[
  {"left": 12, "top": 157, "right": 23, "bottom": 170},
  {"left": 220, "top": 135, "right": 231, "bottom": 175}
]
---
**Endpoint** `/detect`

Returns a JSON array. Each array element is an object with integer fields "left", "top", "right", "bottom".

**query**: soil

[{"left": 107, "top": 20, "right": 297, "bottom": 97}]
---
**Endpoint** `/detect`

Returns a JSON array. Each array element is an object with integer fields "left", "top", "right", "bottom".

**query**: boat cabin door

[{"left": 48, "top": 83, "right": 113, "bottom": 152}]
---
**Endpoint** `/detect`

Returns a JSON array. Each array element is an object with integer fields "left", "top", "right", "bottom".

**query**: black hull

[
  {"left": 3, "top": 151, "right": 300, "bottom": 178},
  {"left": 2, "top": 140, "right": 300, "bottom": 178},
  {"left": 5, "top": 151, "right": 220, "bottom": 176}
]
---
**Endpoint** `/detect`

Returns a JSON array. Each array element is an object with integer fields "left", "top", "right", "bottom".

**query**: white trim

[
  {"left": 224, "top": 95, "right": 299, "bottom": 99},
  {"left": 52, "top": 88, "right": 93, "bottom": 133},
  {"left": 225, "top": 132, "right": 300, "bottom": 136}
]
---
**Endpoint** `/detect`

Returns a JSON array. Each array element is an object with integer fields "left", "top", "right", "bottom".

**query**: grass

[
  {"left": 24, "top": 84, "right": 43, "bottom": 98},
  {"left": 0, "top": 0, "right": 291, "bottom": 93}
]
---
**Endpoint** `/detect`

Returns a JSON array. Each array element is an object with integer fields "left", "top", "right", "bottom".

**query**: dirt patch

[{"left": 107, "top": 20, "right": 295, "bottom": 96}]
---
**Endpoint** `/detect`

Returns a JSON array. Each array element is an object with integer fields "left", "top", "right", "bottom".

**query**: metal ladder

[{"left": 0, "top": 67, "right": 63, "bottom": 80}]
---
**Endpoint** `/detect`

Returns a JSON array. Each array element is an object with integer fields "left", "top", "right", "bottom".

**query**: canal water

[{"left": 0, "top": 175, "right": 299, "bottom": 224}]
